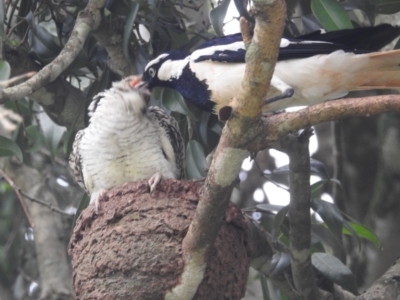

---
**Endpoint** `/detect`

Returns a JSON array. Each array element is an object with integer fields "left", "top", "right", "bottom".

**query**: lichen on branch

[{"left": 179, "top": 0, "right": 287, "bottom": 298}]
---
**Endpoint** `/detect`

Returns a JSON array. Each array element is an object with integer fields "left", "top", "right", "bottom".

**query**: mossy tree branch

[{"left": 165, "top": 0, "right": 287, "bottom": 299}]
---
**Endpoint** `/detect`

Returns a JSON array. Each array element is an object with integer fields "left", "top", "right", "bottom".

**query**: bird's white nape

[
  {"left": 157, "top": 57, "right": 190, "bottom": 81},
  {"left": 145, "top": 53, "right": 169, "bottom": 72}
]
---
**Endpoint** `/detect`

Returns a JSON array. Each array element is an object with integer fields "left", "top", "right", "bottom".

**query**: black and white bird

[
  {"left": 69, "top": 76, "right": 185, "bottom": 210},
  {"left": 139, "top": 24, "right": 400, "bottom": 114}
]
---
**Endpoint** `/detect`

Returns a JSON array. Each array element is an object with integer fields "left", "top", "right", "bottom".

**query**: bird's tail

[{"left": 353, "top": 49, "right": 400, "bottom": 90}]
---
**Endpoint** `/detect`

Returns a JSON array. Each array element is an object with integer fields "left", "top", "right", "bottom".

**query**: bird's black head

[{"left": 140, "top": 51, "right": 190, "bottom": 90}]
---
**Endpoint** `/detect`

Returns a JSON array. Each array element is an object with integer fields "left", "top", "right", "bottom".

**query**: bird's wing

[
  {"left": 192, "top": 37, "right": 362, "bottom": 63},
  {"left": 148, "top": 106, "right": 185, "bottom": 179},
  {"left": 298, "top": 24, "right": 400, "bottom": 51},
  {"left": 192, "top": 25, "right": 400, "bottom": 63},
  {"left": 68, "top": 130, "right": 87, "bottom": 191}
]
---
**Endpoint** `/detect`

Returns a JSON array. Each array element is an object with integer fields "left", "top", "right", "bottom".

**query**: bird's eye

[{"left": 148, "top": 68, "right": 156, "bottom": 78}]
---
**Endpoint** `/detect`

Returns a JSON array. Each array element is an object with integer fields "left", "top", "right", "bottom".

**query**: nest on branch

[{"left": 69, "top": 179, "right": 252, "bottom": 300}]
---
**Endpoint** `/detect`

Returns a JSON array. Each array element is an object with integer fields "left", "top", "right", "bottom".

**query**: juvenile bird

[
  {"left": 139, "top": 24, "right": 400, "bottom": 114},
  {"left": 69, "top": 76, "right": 185, "bottom": 210}
]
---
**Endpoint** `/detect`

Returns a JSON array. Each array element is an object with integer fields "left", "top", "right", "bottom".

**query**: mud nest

[{"left": 69, "top": 179, "right": 252, "bottom": 300}]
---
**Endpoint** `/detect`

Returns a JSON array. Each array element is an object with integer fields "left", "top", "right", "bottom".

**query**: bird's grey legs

[{"left": 264, "top": 75, "right": 294, "bottom": 105}]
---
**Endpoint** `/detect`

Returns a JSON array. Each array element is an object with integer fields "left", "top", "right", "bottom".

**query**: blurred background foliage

[{"left": 0, "top": 0, "right": 400, "bottom": 299}]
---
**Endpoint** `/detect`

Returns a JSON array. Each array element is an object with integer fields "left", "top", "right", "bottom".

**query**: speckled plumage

[{"left": 69, "top": 76, "right": 185, "bottom": 207}]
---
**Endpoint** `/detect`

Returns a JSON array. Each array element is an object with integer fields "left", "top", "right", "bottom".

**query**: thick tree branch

[
  {"left": 0, "top": 0, "right": 106, "bottom": 104},
  {"left": 29, "top": 78, "right": 86, "bottom": 129},
  {"left": 0, "top": 168, "right": 34, "bottom": 227},
  {"left": 5, "top": 160, "right": 74, "bottom": 300},
  {"left": 92, "top": 16, "right": 135, "bottom": 77},
  {"left": 255, "top": 95, "right": 400, "bottom": 151},
  {"left": 0, "top": 281, "right": 14, "bottom": 300},
  {"left": 29, "top": 182, "right": 74, "bottom": 299},
  {"left": 4, "top": 45, "right": 86, "bottom": 129},
  {"left": 233, "top": 0, "right": 286, "bottom": 117},
  {"left": 282, "top": 130, "right": 332, "bottom": 299},
  {"left": 246, "top": 215, "right": 301, "bottom": 299},
  {"left": 165, "top": 1, "right": 287, "bottom": 299},
  {"left": 356, "top": 257, "right": 400, "bottom": 299}
]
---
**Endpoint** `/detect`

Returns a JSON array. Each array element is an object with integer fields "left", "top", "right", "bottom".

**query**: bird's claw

[
  {"left": 148, "top": 172, "right": 163, "bottom": 194},
  {"left": 90, "top": 188, "right": 107, "bottom": 214}
]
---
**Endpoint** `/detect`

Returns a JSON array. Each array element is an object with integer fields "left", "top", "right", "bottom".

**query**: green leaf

[
  {"left": 71, "top": 193, "right": 89, "bottom": 230},
  {"left": 269, "top": 252, "right": 291, "bottom": 276},
  {"left": 0, "top": 135, "right": 23, "bottom": 162},
  {"left": 167, "top": 28, "right": 189, "bottom": 50},
  {"left": 106, "top": 0, "right": 131, "bottom": 15},
  {"left": 25, "top": 125, "right": 45, "bottom": 152},
  {"left": 186, "top": 140, "right": 207, "bottom": 179},
  {"left": 343, "top": 221, "right": 381, "bottom": 249},
  {"left": 272, "top": 159, "right": 329, "bottom": 179},
  {"left": 256, "top": 204, "right": 285, "bottom": 213},
  {"left": 38, "top": 112, "right": 66, "bottom": 156},
  {"left": 273, "top": 205, "right": 290, "bottom": 240},
  {"left": 311, "top": 0, "right": 353, "bottom": 31},
  {"left": 345, "top": 0, "right": 375, "bottom": 25},
  {"left": 156, "top": 87, "right": 199, "bottom": 121},
  {"left": 64, "top": 92, "right": 88, "bottom": 155},
  {"left": 312, "top": 223, "right": 343, "bottom": 251},
  {"left": 123, "top": 2, "right": 139, "bottom": 60},
  {"left": 26, "top": 12, "right": 61, "bottom": 64},
  {"left": 311, "top": 199, "right": 343, "bottom": 245},
  {"left": 310, "top": 180, "right": 327, "bottom": 198},
  {"left": 0, "top": 60, "right": 11, "bottom": 83},
  {"left": 209, "top": 0, "right": 231, "bottom": 36},
  {"left": 310, "top": 159, "right": 330, "bottom": 179},
  {"left": 209, "top": 119, "right": 222, "bottom": 136},
  {"left": 64, "top": 129, "right": 77, "bottom": 157},
  {"left": 260, "top": 275, "right": 271, "bottom": 300},
  {"left": 152, "top": 87, "right": 163, "bottom": 101},
  {"left": 343, "top": 220, "right": 361, "bottom": 250},
  {"left": 375, "top": 0, "right": 400, "bottom": 14},
  {"left": 199, "top": 111, "right": 210, "bottom": 150},
  {"left": 312, "top": 253, "right": 358, "bottom": 295}
]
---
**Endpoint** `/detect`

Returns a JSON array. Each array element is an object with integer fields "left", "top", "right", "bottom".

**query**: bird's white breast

[
  {"left": 189, "top": 60, "right": 246, "bottom": 109},
  {"left": 79, "top": 93, "right": 176, "bottom": 195}
]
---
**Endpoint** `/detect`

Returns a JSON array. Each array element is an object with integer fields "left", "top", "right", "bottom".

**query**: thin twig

[
  {"left": 0, "top": 71, "right": 36, "bottom": 88},
  {"left": 3, "top": 210, "right": 22, "bottom": 253},
  {"left": 5, "top": 0, "right": 18, "bottom": 34},
  {"left": 20, "top": 190, "right": 74, "bottom": 218},
  {"left": 281, "top": 130, "right": 331, "bottom": 299},
  {"left": 0, "top": 168, "right": 34, "bottom": 227}
]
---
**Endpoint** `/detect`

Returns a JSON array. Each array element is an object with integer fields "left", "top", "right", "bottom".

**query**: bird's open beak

[
  {"left": 129, "top": 77, "right": 142, "bottom": 88},
  {"left": 130, "top": 76, "right": 151, "bottom": 102},
  {"left": 136, "top": 80, "right": 148, "bottom": 89},
  {"left": 129, "top": 76, "right": 149, "bottom": 90}
]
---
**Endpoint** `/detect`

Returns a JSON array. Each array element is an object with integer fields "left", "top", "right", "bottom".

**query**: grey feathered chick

[{"left": 69, "top": 76, "right": 185, "bottom": 210}]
